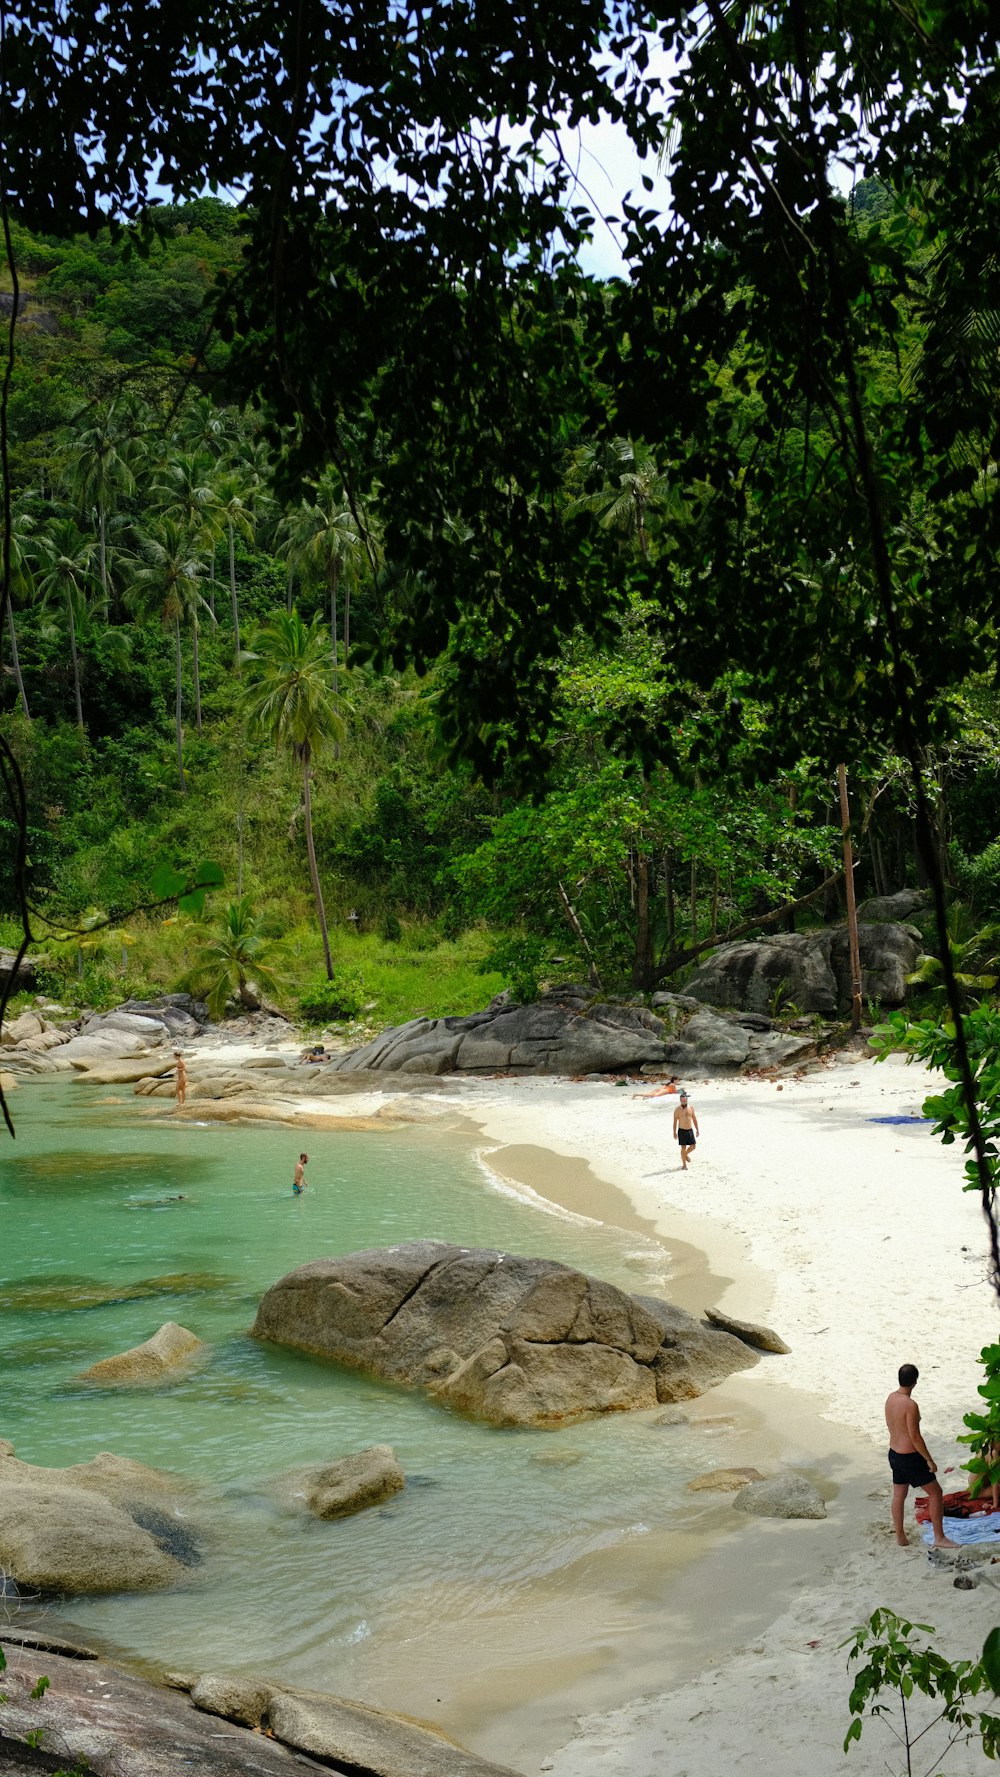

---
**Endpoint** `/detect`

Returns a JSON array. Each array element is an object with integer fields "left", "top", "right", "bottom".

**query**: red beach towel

[{"left": 914, "top": 1489, "right": 996, "bottom": 1523}]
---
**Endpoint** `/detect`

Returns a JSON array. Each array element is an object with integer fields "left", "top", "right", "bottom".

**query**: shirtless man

[
  {"left": 885, "top": 1363, "right": 958, "bottom": 1548},
  {"left": 292, "top": 1153, "right": 309, "bottom": 1195},
  {"left": 672, "top": 1091, "right": 699, "bottom": 1168},
  {"left": 173, "top": 1050, "right": 187, "bottom": 1108}
]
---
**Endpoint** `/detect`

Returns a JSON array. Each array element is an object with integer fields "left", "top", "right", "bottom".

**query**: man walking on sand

[
  {"left": 173, "top": 1050, "right": 187, "bottom": 1109},
  {"left": 885, "top": 1363, "right": 958, "bottom": 1549},
  {"left": 672, "top": 1091, "right": 699, "bottom": 1168}
]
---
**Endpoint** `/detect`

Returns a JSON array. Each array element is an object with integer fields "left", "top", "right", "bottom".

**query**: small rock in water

[{"left": 529, "top": 1449, "right": 584, "bottom": 1468}]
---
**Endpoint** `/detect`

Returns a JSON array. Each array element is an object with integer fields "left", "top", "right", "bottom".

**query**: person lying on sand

[
  {"left": 672, "top": 1092, "right": 699, "bottom": 1169},
  {"left": 885, "top": 1363, "right": 958, "bottom": 1548},
  {"left": 632, "top": 1076, "right": 679, "bottom": 1099}
]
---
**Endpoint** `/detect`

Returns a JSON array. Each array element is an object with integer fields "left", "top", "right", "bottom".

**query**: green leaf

[{"left": 982, "top": 1627, "right": 1000, "bottom": 1693}]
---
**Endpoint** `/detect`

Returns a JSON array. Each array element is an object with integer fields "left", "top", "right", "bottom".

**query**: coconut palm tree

[
  {"left": 566, "top": 438, "right": 680, "bottom": 560},
  {"left": 30, "top": 518, "right": 101, "bottom": 731},
  {"left": 286, "top": 481, "right": 364, "bottom": 691},
  {"left": 4, "top": 502, "right": 37, "bottom": 719},
  {"left": 186, "top": 898, "right": 282, "bottom": 1020},
  {"left": 128, "top": 519, "right": 212, "bottom": 791},
  {"left": 60, "top": 402, "right": 136, "bottom": 595},
  {"left": 242, "top": 609, "right": 343, "bottom": 977},
  {"left": 214, "top": 466, "right": 257, "bottom": 668}
]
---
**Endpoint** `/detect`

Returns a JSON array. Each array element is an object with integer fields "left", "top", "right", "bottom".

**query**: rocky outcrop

[
  {"left": 252, "top": 1242, "right": 758, "bottom": 1427},
  {"left": 0, "top": 1446, "right": 203, "bottom": 1594},
  {"left": 2, "top": 993, "right": 210, "bottom": 1074},
  {"left": 0, "top": 1638, "right": 514, "bottom": 1777},
  {"left": 76, "top": 1321, "right": 208, "bottom": 1388},
  {"left": 703, "top": 1308, "right": 791, "bottom": 1355},
  {"left": 275, "top": 1445, "right": 406, "bottom": 1519},
  {"left": 330, "top": 990, "right": 670, "bottom": 1076},
  {"left": 732, "top": 1473, "right": 827, "bottom": 1519},
  {"left": 684, "top": 920, "right": 921, "bottom": 1017},
  {"left": 0, "top": 949, "right": 44, "bottom": 995},
  {"left": 187, "top": 1670, "right": 519, "bottom": 1775}
]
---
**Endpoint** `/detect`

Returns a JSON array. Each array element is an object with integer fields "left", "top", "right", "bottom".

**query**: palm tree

[
  {"left": 60, "top": 401, "right": 136, "bottom": 599},
  {"left": 286, "top": 481, "right": 363, "bottom": 691},
  {"left": 31, "top": 518, "right": 100, "bottom": 731},
  {"left": 566, "top": 438, "right": 680, "bottom": 560},
  {"left": 128, "top": 519, "right": 212, "bottom": 791},
  {"left": 186, "top": 898, "right": 282, "bottom": 1020},
  {"left": 214, "top": 467, "right": 256, "bottom": 667},
  {"left": 4, "top": 502, "right": 37, "bottom": 719},
  {"left": 243, "top": 609, "right": 343, "bottom": 977}
]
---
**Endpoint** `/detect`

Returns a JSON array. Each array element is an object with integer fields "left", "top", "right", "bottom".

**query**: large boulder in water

[
  {"left": 0, "top": 1446, "right": 202, "bottom": 1594},
  {"left": 252, "top": 1242, "right": 757, "bottom": 1427}
]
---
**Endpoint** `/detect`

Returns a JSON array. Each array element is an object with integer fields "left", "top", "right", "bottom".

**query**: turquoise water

[{"left": 0, "top": 1081, "right": 726, "bottom": 1712}]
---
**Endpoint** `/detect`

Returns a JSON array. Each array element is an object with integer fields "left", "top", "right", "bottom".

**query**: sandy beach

[
  {"left": 432, "top": 1053, "right": 1000, "bottom": 1776},
  {"left": 129, "top": 1035, "right": 1000, "bottom": 1771}
]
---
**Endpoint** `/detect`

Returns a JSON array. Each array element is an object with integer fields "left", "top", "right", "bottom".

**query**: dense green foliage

[{"left": 5, "top": 193, "right": 1000, "bottom": 1017}]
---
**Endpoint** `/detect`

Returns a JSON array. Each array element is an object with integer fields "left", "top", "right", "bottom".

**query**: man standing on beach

[
  {"left": 885, "top": 1363, "right": 958, "bottom": 1549},
  {"left": 672, "top": 1091, "right": 699, "bottom": 1169},
  {"left": 173, "top": 1050, "right": 187, "bottom": 1109}
]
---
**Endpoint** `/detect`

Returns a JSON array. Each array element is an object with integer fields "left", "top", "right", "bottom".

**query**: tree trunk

[
  {"left": 229, "top": 519, "right": 241, "bottom": 669},
  {"left": 329, "top": 559, "right": 340, "bottom": 695},
  {"left": 7, "top": 605, "right": 29, "bottom": 719},
  {"left": 67, "top": 593, "right": 84, "bottom": 732},
  {"left": 710, "top": 869, "right": 719, "bottom": 942},
  {"left": 556, "top": 879, "right": 602, "bottom": 988},
  {"left": 302, "top": 749, "right": 333, "bottom": 977},
  {"left": 631, "top": 855, "right": 653, "bottom": 989},
  {"left": 192, "top": 616, "right": 202, "bottom": 732},
  {"left": 98, "top": 506, "right": 107, "bottom": 596},
  {"left": 174, "top": 615, "right": 187, "bottom": 794},
  {"left": 689, "top": 857, "right": 698, "bottom": 942},
  {"left": 286, "top": 564, "right": 294, "bottom": 613},
  {"left": 208, "top": 553, "right": 216, "bottom": 620},
  {"left": 838, "top": 762, "right": 862, "bottom": 1029},
  {"left": 665, "top": 851, "right": 675, "bottom": 943},
  {"left": 343, "top": 577, "right": 351, "bottom": 669}
]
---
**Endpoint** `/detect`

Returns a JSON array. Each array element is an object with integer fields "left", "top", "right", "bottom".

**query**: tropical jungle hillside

[{"left": 3, "top": 193, "right": 1000, "bottom": 1030}]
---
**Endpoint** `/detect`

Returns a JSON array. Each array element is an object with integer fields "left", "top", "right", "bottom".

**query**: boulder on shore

[
  {"left": 732, "top": 1472, "right": 827, "bottom": 1520},
  {"left": 684, "top": 920, "right": 920, "bottom": 1016},
  {"left": 275, "top": 1445, "right": 405, "bottom": 1519},
  {"left": 0, "top": 1446, "right": 203, "bottom": 1594},
  {"left": 76, "top": 1321, "right": 208, "bottom": 1388},
  {"left": 252, "top": 1242, "right": 757, "bottom": 1428},
  {"left": 703, "top": 1307, "right": 791, "bottom": 1355}
]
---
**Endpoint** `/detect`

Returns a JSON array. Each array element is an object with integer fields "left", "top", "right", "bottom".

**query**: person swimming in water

[{"left": 292, "top": 1153, "right": 309, "bottom": 1195}]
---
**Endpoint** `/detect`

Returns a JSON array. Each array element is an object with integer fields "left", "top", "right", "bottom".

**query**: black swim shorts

[
  {"left": 888, "top": 1448, "right": 935, "bottom": 1488},
  {"left": 677, "top": 1128, "right": 696, "bottom": 1146}
]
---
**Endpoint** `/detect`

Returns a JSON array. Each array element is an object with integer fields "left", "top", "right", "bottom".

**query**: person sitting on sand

[
  {"left": 672, "top": 1091, "right": 699, "bottom": 1169},
  {"left": 885, "top": 1363, "right": 958, "bottom": 1548},
  {"left": 292, "top": 1153, "right": 309, "bottom": 1195},
  {"left": 632, "top": 1076, "right": 679, "bottom": 1100},
  {"left": 173, "top": 1050, "right": 187, "bottom": 1108}
]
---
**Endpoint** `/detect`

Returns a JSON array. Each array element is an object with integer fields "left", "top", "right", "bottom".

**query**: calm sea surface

[{"left": 0, "top": 1080, "right": 730, "bottom": 1702}]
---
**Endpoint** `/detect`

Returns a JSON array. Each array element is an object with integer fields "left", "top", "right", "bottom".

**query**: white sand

[{"left": 427, "top": 1055, "right": 1000, "bottom": 1776}]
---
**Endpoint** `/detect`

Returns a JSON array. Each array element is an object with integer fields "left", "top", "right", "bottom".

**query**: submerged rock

[
  {"left": 252, "top": 1242, "right": 757, "bottom": 1428},
  {"left": 687, "top": 1467, "right": 765, "bottom": 1493},
  {"left": 0, "top": 1446, "right": 204, "bottom": 1594},
  {"left": 76, "top": 1320, "right": 208, "bottom": 1387},
  {"left": 276, "top": 1445, "right": 406, "bottom": 1519},
  {"left": 0, "top": 1271, "right": 232, "bottom": 1312}
]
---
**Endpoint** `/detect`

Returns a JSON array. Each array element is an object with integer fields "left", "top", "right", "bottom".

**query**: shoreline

[{"left": 12, "top": 1053, "right": 1000, "bottom": 1774}]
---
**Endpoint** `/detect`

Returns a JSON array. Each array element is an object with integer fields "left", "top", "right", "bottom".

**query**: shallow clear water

[{"left": 0, "top": 1082, "right": 725, "bottom": 1704}]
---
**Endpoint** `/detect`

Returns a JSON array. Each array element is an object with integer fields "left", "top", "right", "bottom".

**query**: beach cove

[{"left": 2, "top": 1050, "right": 998, "bottom": 1775}]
